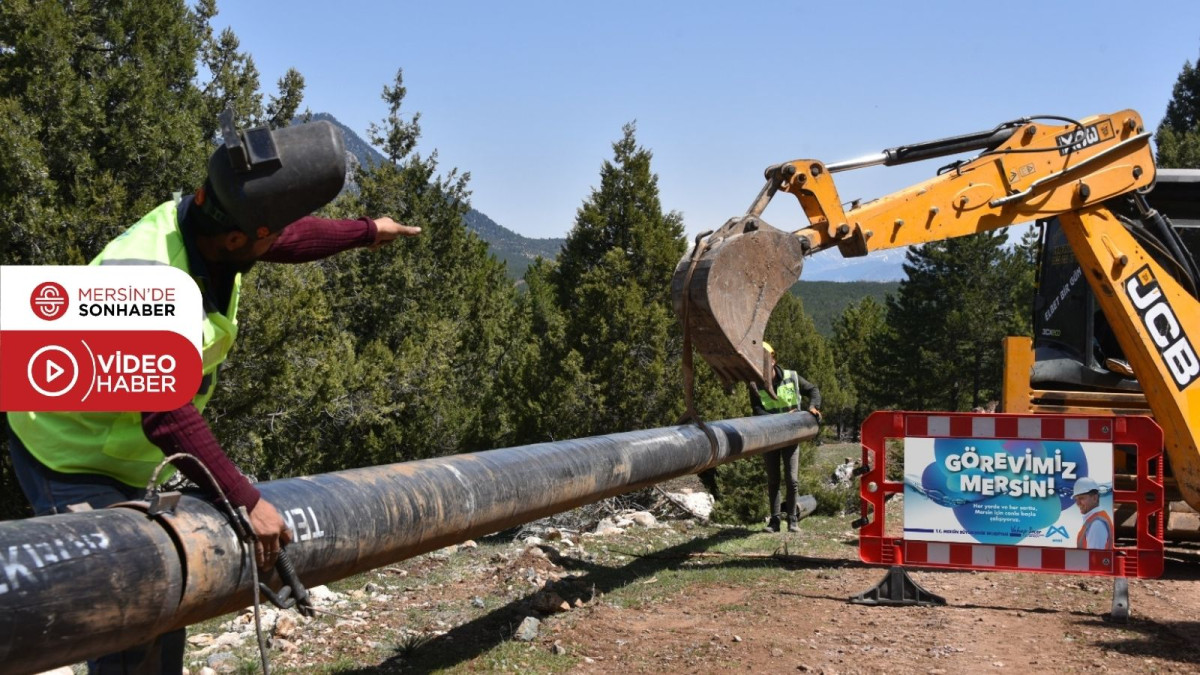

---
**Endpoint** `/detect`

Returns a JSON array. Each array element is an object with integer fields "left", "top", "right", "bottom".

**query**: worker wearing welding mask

[{"left": 6, "top": 113, "right": 419, "bottom": 673}]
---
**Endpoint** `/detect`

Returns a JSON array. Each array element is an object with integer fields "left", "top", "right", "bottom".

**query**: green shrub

[
  {"left": 710, "top": 457, "right": 769, "bottom": 525},
  {"left": 885, "top": 438, "right": 904, "bottom": 482},
  {"left": 797, "top": 471, "right": 857, "bottom": 516},
  {"left": 710, "top": 442, "right": 860, "bottom": 525}
]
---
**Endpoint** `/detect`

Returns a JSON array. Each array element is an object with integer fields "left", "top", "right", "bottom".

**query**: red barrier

[{"left": 858, "top": 412, "right": 1164, "bottom": 579}]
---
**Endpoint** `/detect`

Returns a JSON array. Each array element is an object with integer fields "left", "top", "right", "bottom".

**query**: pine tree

[
  {"left": 878, "top": 231, "right": 1031, "bottom": 412},
  {"left": 503, "top": 259, "right": 603, "bottom": 443},
  {"left": 831, "top": 296, "right": 887, "bottom": 435},
  {"left": 1009, "top": 226, "right": 1040, "bottom": 336},
  {"left": 206, "top": 263, "right": 360, "bottom": 478},
  {"left": 0, "top": 0, "right": 306, "bottom": 265},
  {"left": 310, "top": 69, "right": 520, "bottom": 468},
  {"left": 1156, "top": 49, "right": 1200, "bottom": 168},
  {"left": 554, "top": 123, "right": 685, "bottom": 309},
  {"left": 548, "top": 123, "right": 723, "bottom": 438},
  {"left": 0, "top": 0, "right": 210, "bottom": 264}
]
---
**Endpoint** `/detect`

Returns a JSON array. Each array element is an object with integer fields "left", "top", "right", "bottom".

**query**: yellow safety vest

[{"left": 758, "top": 369, "right": 801, "bottom": 413}]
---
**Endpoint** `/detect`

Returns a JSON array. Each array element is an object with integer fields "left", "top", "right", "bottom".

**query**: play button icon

[{"left": 27, "top": 345, "right": 80, "bottom": 397}]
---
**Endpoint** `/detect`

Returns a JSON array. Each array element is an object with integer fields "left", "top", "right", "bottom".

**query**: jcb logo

[{"left": 1125, "top": 266, "right": 1200, "bottom": 389}]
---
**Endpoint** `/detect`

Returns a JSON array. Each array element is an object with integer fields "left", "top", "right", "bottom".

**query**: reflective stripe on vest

[
  {"left": 1076, "top": 509, "right": 1113, "bottom": 549},
  {"left": 6, "top": 201, "right": 240, "bottom": 487},
  {"left": 759, "top": 369, "right": 801, "bottom": 413}
]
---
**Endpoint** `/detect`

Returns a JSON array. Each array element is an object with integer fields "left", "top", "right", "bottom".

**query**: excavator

[{"left": 670, "top": 110, "right": 1200, "bottom": 520}]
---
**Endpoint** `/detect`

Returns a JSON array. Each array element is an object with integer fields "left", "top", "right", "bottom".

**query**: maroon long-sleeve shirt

[{"left": 141, "top": 215, "right": 377, "bottom": 511}]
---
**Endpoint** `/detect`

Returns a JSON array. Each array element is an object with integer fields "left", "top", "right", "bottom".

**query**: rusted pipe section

[{"left": 0, "top": 412, "right": 817, "bottom": 673}]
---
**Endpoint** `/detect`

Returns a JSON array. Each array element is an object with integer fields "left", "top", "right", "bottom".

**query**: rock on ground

[
  {"left": 629, "top": 511, "right": 658, "bottom": 528},
  {"left": 591, "top": 518, "right": 625, "bottom": 536},
  {"left": 665, "top": 491, "right": 715, "bottom": 520},
  {"left": 513, "top": 616, "right": 541, "bottom": 642}
]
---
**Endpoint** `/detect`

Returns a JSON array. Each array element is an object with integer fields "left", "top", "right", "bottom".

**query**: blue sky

[{"left": 212, "top": 1, "right": 1200, "bottom": 241}]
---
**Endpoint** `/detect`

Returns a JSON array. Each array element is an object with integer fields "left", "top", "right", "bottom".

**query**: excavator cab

[
  {"left": 1030, "top": 169, "right": 1200, "bottom": 393},
  {"left": 1031, "top": 217, "right": 1142, "bottom": 392}
]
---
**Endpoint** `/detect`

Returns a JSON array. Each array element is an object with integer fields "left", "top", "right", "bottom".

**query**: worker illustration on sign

[
  {"left": 750, "top": 342, "right": 821, "bottom": 532},
  {"left": 1072, "top": 476, "right": 1114, "bottom": 550},
  {"left": 5, "top": 112, "right": 420, "bottom": 673}
]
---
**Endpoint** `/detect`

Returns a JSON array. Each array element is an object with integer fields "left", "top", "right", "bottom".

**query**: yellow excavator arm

[
  {"left": 1058, "top": 206, "right": 1200, "bottom": 506},
  {"left": 672, "top": 109, "right": 1200, "bottom": 505},
  {"left": 673, "top": 110, "right": 1156, "bottom": 393}
]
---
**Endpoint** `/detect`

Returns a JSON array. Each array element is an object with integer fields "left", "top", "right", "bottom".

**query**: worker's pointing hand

[
  {"left": 248, "top": 498, "right": 293, "bottom": 572},
  {"left": 371, "top": 216, "right": 421, "bottom": 250}
]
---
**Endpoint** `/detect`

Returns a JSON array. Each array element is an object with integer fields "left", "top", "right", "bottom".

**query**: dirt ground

[
  {"left": 554, "top": 548, "right": 1200, "bottom": 674},
  {"left": 180, "top": 462, "right": 1200, "bottom": 674}
]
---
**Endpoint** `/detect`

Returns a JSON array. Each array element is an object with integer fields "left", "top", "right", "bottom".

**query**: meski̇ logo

[{"left": 30, "top": 281, "right": 69, "bottom": 320}]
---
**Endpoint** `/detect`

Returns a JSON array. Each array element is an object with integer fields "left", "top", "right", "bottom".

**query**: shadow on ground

[
  {"left": 1079, "top": 614, "right": 1200, "bottom": 665},
  {"left": 1160, "top": 543, "right": 1200, "bottom": 581},
  {"left": 339, "top": 526, "right": 858, "bottom": 672},
  {"left": 337, "top": 534, "right": 1200, "bottom": 672}
]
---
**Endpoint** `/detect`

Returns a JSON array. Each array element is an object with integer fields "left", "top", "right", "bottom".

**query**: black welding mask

[{"left": 200, "top": 110, "right": 347, "bottom": 239}]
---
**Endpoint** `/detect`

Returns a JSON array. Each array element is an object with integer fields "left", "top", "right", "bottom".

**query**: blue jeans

[{"left": 8, "top": 433, "right": 185, "bottom": 675}]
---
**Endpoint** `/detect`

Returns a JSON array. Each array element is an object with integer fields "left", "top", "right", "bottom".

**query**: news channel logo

[{"left": 30, "top": 281, "right": 69, "bottom": 320}]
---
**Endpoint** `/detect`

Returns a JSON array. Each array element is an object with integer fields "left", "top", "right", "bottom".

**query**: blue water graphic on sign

[{"left": 903, "top": 437, "right": 1113, "bottom": 547}]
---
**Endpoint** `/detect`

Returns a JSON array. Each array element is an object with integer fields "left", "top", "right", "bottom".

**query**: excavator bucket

[{"left": 671, "top": 215, "right": 807, "bottom": 397}]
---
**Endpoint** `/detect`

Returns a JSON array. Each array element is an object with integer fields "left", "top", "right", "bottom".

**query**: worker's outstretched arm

[{"left": 261, "top": 215, "right": 420, "bottom": 263}]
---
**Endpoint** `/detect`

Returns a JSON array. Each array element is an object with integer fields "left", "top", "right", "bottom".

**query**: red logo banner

[{"left": 0, "top": 330, "right": 202, "bottom": 411}]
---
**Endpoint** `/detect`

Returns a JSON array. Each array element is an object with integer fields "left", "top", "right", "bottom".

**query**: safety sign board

[
  {"left": 859, "top": 412, "right": 1164, "bottom": 579},
  {"left": 904, "top": 436, "right": 1114, "bottom": 549}
]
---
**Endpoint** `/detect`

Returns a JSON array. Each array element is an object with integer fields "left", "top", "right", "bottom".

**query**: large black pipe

[
  {"left": 0, "top": 509, "right": 183, "bottom": 670},
  {"left": 0, "top": 413, "right": 817, "bottom": 673}
]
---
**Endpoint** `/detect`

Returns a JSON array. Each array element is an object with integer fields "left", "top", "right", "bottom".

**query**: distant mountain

[
  {"left": 788, "top": 280, "right": 899, "bottom": 336},
  {"left": 309, "top": 113, "right": 565, "bottom": 279},
  {"left": 462, "top": 209, "right": 565, "bottom": 279},
  {"left": 799, "top": 248, "right": 908, "bottom": 282},
  {"left": 307, "top": 112, "right": 382, "bottom": 171}
]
